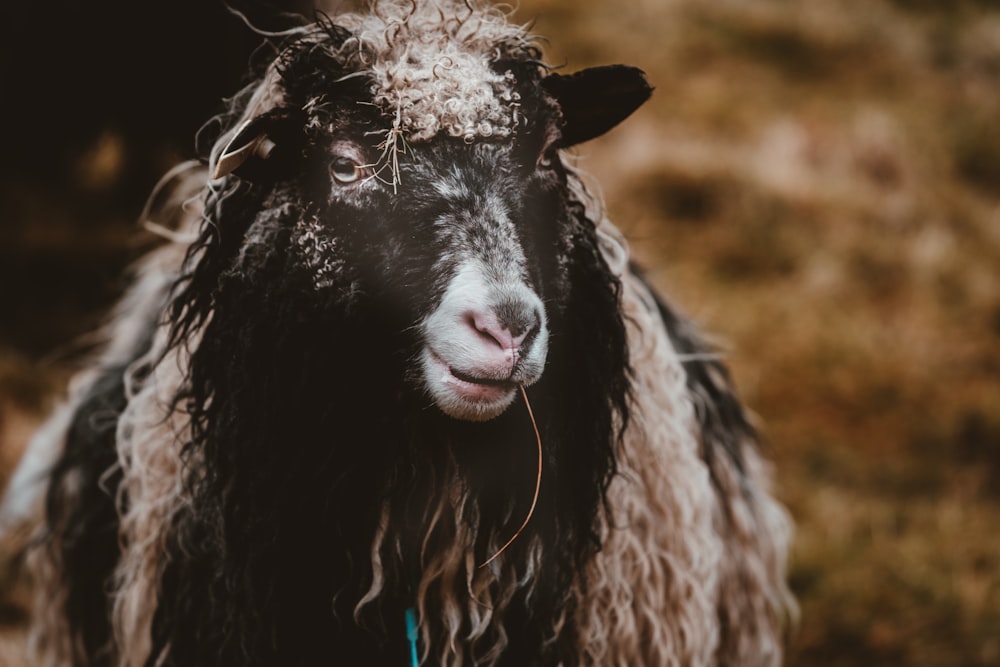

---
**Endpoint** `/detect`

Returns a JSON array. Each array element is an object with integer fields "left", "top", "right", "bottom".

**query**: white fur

[
  {"left": 420, "top": 261, "right": 548, "bottom": 421},
  {"left": 338, "top": 0, "right": 531, "bottom": 143}
]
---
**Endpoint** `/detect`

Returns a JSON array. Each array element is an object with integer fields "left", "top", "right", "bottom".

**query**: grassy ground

[
  {"left": 529, "top": 1, "right": 1000, "bottom": 664},
  {"left": 1, "top": 0, "right": 999, "bottom": 664}
]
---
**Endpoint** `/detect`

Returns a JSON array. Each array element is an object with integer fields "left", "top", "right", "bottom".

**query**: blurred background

[{"left": 1, "top": 0, "right": 999, "bottom": 664}]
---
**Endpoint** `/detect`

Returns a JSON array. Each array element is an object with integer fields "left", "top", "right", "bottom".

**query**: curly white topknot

[{"left": 339, "top": 0, "right": 533, "bottom": 143}]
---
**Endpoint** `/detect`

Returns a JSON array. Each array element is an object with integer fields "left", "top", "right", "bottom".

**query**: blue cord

[{"left": 405, "top": 607, "right": 419, "bottom": 667}]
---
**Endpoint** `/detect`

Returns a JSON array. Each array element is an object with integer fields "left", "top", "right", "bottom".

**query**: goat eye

[{"left": 329, "top": 156, "right": 364, "bottom": 184}]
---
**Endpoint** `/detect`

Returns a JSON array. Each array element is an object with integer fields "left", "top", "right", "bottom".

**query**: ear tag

[{"left": 212, "top": 120, "right": 277, "bottom": 179}]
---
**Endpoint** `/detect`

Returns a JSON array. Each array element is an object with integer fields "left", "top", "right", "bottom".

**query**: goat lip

[
  {"left": 444, "top": 374, "right": 516, "bottom": 405},
  {"left": 444, "top": 364, "right": 518, "bottom": 400},
  {"left": 448, "top": 367, "right": 518, "bottom": 389},
  {"left": 426, "top": 350, "right": 518, "bottom": 404}
]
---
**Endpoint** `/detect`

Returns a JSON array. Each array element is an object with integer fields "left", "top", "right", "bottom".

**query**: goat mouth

[
  {"left": 438, "top": 357, "right": 518, "bottom": 400},
  {"left": 448, "top": 366, "right": 518, "bottom": 389},
  {"left": 423, "top": 350, "right": 520, "bottom": 421}
]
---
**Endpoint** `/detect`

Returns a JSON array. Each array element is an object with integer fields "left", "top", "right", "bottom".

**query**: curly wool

[{"left": 338, "top": 0, "right": 534, "bottom": 142}]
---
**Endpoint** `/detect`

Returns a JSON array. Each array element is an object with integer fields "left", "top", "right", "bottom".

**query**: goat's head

[{"left": 204, "top": 2, "right": 651, "bottom": 422}]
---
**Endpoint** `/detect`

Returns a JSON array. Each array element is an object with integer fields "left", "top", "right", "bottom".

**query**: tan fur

[
  {"left": 111, "top": 338, "right": 193, "bottom": 667},
  {"left": 710, "top": 446, "right": 795, "bottom": 666},
  {"left": 107, "top": 207, "right": 202, "bottom": 667},
  {"left": 568, "top": 179, "right": 793, "bottom": 666},
  {"left": 576, "top": 221, "right": 724, "bottom": 666}
]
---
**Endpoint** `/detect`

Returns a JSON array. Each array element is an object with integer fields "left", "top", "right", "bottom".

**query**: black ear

[
  {"left": 212, "top": 110, "right": 302, "bottom": 181},
  {"left": 542, "top": 65, "right": 653, "bottom": 148}
]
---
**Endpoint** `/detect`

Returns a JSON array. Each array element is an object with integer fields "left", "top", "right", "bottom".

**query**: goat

[{"left": 1, "top": 1, "right": 794, "bottom": 665}]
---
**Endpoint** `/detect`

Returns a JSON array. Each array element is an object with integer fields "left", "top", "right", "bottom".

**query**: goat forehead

[
  {"left": 336, "top": 0, "right": 533, "bottom": 144},
  {"left": 409, "top": 143, "right": 516, "bottom": 193},
  {"left": 405, "top": 144, "right": 520, "bottom": 222},
  {"left": 398, "top": 145, "right": 531, "bottom": 281}
]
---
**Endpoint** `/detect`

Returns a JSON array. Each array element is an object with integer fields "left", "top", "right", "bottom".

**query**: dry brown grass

[
  {"left": 1, "top": 1, "right": 998, "bottom": 664},
  {"left": 523, "top": 1, "right": 1000, "bottom": 664}
]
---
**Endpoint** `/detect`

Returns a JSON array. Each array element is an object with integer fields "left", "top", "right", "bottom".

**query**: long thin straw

[{"left": 479, "top": 385, "right": 543, "bottom": 568}]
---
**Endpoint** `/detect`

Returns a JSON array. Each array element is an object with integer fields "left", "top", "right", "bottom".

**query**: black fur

[
  {"left": 41, "top": 320, "right": 155, "bottom": 666},
  {"left": 43, "top": 369, "right": 124, "bottom": 666}
]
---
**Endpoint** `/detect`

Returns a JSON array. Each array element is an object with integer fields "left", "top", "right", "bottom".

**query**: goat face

[
  {"left": 212, "top": 31, "right": 651, "bottom": 423},
  {"left": 310, "top": 136, "right": 558, "bottom": 422},
  {"left": 401, "top": 140, "right": 555, "bottom": 422}
]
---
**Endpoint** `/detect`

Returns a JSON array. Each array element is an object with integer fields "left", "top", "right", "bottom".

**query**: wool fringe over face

[{"left": 2, "top": 1, "right": 795, "bottom": 666}]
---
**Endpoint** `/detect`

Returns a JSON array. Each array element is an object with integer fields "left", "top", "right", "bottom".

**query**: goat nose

[{"left": 470, "top": 306, "right": 539, "bottom": 355}]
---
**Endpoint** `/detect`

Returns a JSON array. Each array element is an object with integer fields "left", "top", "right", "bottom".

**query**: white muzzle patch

[{"left": 420, "top": 261, "right": 547, "bottom": 421}]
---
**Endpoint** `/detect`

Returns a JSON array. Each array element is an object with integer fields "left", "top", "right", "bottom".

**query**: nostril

[
  {"left": 509, "top": 312, "right": 539, "bottom": 349},
  {"left": 471, "top": 311, "right": 515, "bottom": 351},
  {"left": 469, "top": 307, "right": 540, "bottom": 353}
]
